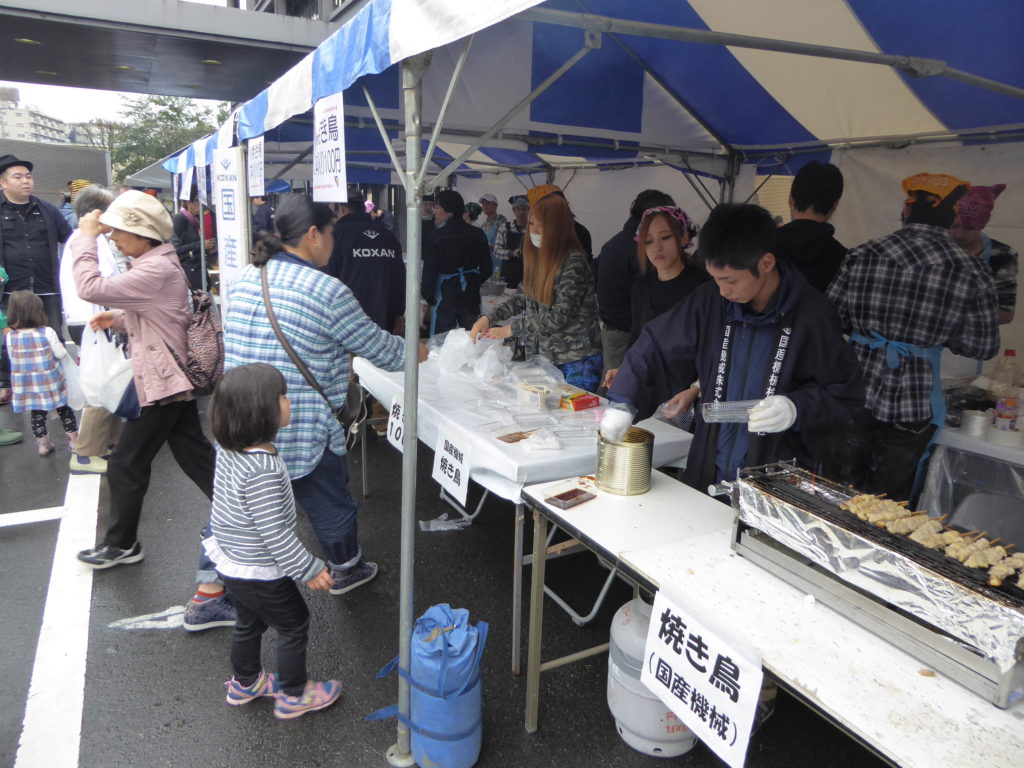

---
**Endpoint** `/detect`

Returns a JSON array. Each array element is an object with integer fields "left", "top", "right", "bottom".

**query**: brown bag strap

[{"left": 260, "top": 264, "right": 337, "bottom": 414}]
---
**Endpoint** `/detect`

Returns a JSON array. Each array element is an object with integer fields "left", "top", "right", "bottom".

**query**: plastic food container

[{"left": 701, "top": 399, "right": 761, "bottom": 423}]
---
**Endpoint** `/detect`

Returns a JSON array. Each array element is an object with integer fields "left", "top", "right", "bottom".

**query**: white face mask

[{"left": 530, "top": 232, "right": 542, "bottom": 248}]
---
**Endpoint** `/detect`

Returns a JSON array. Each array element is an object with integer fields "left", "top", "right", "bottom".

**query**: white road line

[
  {"left": 14, "top": 473, "right": 101, "bottom": 768},
  {"left": 108, "top": 606, "right": 186, "bottom": 630},
  {"left": 0, "top": 506, "right": 65, "bottom": 528}
]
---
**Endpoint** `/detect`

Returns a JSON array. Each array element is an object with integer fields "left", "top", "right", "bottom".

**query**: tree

[{"left": 108, "top": 95, "right": 229, "bottom": 181}]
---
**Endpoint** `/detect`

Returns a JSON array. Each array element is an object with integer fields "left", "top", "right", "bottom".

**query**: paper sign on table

[
  {"left": 387, "top": 397, "right": 405, "bottom": 453},
  {"left": 432, "top": 431, "right": 472, "bottom": 505},
  {"left": 640, "top": 590, "right": 763, "bottom": 768}
]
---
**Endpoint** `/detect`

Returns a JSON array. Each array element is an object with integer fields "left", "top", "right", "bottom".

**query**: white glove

[{"left": 747, "top": 395, "right": 796, "bottom": 434}]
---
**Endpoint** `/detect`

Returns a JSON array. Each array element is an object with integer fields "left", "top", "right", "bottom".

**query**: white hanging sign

[
  {"left": 247, "top": 136, "right": 265, "bottom": 197},
  {"left": 387, "top": 397, "right": 405, "bottom": 453},
  {"left": 181, "top": 166, "right": 194, "bottom": 203},
  {"left": 431, "top": 430, "right": 472, "bottom": 505},
  {"left": 196, "top": 163, "right": 208, "bottom": 206},
  {"left": 211, "top": 147, "right": 248, "bottom": 306},
  {"left": 641, "top": 590, "right": 763, "bottom": 768},
  {"left": 312, "top": 91, "right": 347, "bottom": 202}
]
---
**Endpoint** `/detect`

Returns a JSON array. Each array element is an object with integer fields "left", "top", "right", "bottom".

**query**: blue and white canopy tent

[{"left": 161, "top": 2, "right": 1024, "bottom": 759}]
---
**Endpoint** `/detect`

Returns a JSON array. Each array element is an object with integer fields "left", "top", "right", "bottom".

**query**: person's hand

[
  {"left": 602, "top": 368, "right": 619, "bottom": 390},
  {"left": 747, "top": 395, "right": 797, "bottom": 433},
  {"left": 204, "top": 238, "right": 217, "bottom": 252},
  {"left": 79, "top": 210, "right": 111, "bottom": 238},
  {"left": 469, "top": 315, "right": 490, "bottom": 342},
  {"left": 663, "top": 386, "right": 700, "bottom": 418},
  {"left": 418, "top": 342, "right": 429, "bottom": 363},
  {"left": 88, "top": 311, "right": 116, "bottom": 331},
  {"left": 483, "top": 325, "right": 512, "bottom": 341},
  {"left": 306, "top": 566, "right": 333, "bottom": 591}
]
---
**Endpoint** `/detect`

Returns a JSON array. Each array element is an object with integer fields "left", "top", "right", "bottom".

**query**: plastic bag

[
  {"left": 509, "top": 355, "right": 565, "bottom": 389},
  {"left": 523, "top": 427, "right": 562, "bottom": 451},
  {"left": 473, "top": 343, "right": 512, "bottom": 382},
  {"left": 418, "top": 513, "right": 471, "bottom": 532},
  {"left": 437, "top": 328, "right": 474, "bottom": 373},
  {"left": 78, "top": 326, "right": 132, "bottom": 410},
  {"left": 599, "top": 401, "right": 636, "bottom": 442},
  {"left": 59, "top": 355, "right": 86, "bottom": 411}
]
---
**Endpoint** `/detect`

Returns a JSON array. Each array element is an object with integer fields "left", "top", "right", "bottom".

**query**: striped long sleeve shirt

[
  {"left": 210, "top": 448, "right": 324, "bottom": 583},
  {"left": 224, "top": 252, "right": 405, "bottom": 478}
]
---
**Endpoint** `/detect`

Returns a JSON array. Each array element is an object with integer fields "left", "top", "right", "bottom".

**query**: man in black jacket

[
  {"left": 324, "top": 188, "right": 405, "bottom": 335},
  {"left": 773, "top": 161, "right": 846, "bottom": 294},
  {"left": 0, "top": 154, "right": 72, "bottom": 404},
  {"left": 421, "top": 190, "right": 491, "bottom": 335},
  {"left": 609, "top": 203, "right": 864, "bottom": 491},
  {"left": 596, "top": 189, "right": 674, "bottom": 380}
]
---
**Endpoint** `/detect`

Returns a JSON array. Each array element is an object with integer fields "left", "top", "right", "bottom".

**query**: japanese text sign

[
  {"left": 247, "top": 136, "right": 265, "bottom": 197},
  {"left": 212, "top": 146, "right": 248, "bottom": 307},
  {"left": 312, "top": 92, "right": 347, "bottom": 202},
  {"left": 641, "top": 590, "right": 762, "bottom": 768},
  {"left": 387, "top": 398, "right": 405, "bottom": 453},
  {"left": 432, "top": 430, "right": 472, "bottom": 505}
]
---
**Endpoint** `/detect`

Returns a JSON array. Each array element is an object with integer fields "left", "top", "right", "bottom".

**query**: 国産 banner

[
  {"left": 312, "top": 91, "right": 347, "bottom": 202},
  {"left": 212, "top": 146, "right": 249, "bottom": 307}
]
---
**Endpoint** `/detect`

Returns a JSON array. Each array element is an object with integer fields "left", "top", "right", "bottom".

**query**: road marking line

[
  {"left": 15, "top": 473, "right": 101, "bottom": 768},
  {"left": 109, "top": 606, "right": 186, "bottom": 630},
  {"left": 0, "top": 506, "right": 65, "bottom": 528}
]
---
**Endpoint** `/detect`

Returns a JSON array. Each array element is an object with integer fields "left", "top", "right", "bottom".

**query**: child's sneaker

[
  {"left": 273, "top": 680, "right": 342, "bottom": 720},
  {"left": 36, "top": 435, "right": 54, "bottom": 456},
  {"left": 225, "top": 670, "right": 279, "bottom": 706},
  {"left": 183, "top": 594, "right": 237, "bottom": 632},
  {"left": 329, "top": 559, "right": 378, "bottom": 595}
]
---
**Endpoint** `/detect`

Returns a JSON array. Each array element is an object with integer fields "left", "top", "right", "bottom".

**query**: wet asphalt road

[{"left": 0, "top": 400, "right": 888, "bottom": 768}]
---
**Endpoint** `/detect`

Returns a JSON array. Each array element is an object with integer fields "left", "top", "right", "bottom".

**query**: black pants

[
  {"left": 104, "top": 399, "right": 215, "bottom": 549},
  {"left": 844, "top": 411, "right": 936, "bottom": 502},
  {"left": 221, "top": 575, "right": 310, "bottom": 697},
  {"left": 31, "top": 405, "right": 77, "bottom": 438},
  {"left": 0, "top": 292, "right": 64, "bottom": 388}
]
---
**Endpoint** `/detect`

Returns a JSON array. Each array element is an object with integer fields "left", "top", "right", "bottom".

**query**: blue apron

[
  {"left": 850, "top": 330, "right": 945, "bottom": 496},
  {"left": 431, "top": 267, "right": 480, "bottom": 336}
]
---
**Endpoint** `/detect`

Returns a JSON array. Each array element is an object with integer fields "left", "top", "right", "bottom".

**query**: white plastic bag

[
  {"left": 78, "top": 326, "right": 132, "bottom": 411},
  {"left": 59, "top": 355, "right": 86, "bottom": 411},
  {"left": 473, "top": 343, "right": 512, "bottom": 382}
]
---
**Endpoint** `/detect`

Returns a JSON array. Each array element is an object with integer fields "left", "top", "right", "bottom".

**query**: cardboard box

[{"left": 560, "top": 385, "right": 600, "bottom": 411}]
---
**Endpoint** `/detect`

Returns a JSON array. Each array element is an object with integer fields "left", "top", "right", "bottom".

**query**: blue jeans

[{"left": 290, "top": 449, "right": 361, "bottom": 570}]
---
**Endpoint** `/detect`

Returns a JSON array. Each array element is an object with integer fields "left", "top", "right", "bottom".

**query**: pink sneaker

[
  {"left": 273, "top": 680, "right": 342, "bottom": 720},
  {"left": 36, "top": 436, "right": 54, "bottom": 456}
]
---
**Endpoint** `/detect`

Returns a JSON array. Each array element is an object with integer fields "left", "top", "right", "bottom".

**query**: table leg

[
  {"left": 361, "top": 409, "right": 369, "bottom": 500},
  {"left": 525, "top": 507, "right": 548, "bottom": 733},
  {"left": 512, "top": 502, "right": 524, "bottom": 676}
]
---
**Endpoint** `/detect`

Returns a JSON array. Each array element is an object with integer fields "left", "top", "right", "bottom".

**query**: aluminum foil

[{"left": 734, "top": 472, "right": 1024, "bottom": 672}]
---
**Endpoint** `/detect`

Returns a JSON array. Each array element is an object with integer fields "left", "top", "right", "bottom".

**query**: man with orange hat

[{"left": 828, "top": 173, "right": 999, "bottom": 500}]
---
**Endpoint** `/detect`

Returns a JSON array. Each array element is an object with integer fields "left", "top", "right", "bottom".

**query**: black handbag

[{"left": 260, "top": 265, "right": 366, "bottom": 442}]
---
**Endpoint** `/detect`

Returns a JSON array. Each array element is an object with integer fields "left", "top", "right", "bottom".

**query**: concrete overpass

[{"left": 0, "top": 0, "right": 355, "bottom": 103}]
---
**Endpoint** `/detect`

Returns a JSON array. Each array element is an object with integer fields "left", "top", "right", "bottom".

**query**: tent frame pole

[
  {"left": 426, "top": 36, "right": 599, "bottom": 188},
  {"left": 416, "top": 34, "right": 475, "bottom": 191},
  {"left": 386, "top": 50, "right": 431, "bottom": 768}
]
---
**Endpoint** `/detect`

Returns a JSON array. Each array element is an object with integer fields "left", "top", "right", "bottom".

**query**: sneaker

[
  {"left": 273, "top": 680, "right": 342, "bottom": 720},
  {"left": 329, "top": 559, "right": 378, "bottom": 595},
  {"left": 77, "top": 542, "right": 145, "bottom": 570},
  {"left": 0, "top": 388, "right": 10, "bottom": 406},
  {"left": 0, "top": 428, "right": 22, "bottom": 446},
  {"left": 225, "top": 670, "right": 279, "bottom": 706},
  {"left": 70, "top": 453, "right": 108, "bottom": 474},
  {"left": 183, "top": 594, "right": 237, "bottom": 632}
]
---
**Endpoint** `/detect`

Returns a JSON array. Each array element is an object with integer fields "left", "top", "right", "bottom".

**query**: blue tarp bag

[{"left": 368, "top": 604, "right": 489, "bottom": 768}]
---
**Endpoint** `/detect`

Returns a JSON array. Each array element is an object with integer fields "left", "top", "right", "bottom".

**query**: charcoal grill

[{"left": 718, "top": 461, "right": 1024, "bottom": 708}]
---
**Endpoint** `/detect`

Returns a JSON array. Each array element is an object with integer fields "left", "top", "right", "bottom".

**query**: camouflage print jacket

[{"left": 485, "top": 250, "right": 601, "bottom": 365}]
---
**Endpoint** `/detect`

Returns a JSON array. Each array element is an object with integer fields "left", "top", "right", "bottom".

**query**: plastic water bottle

[{"left": 990, "top": 349, "right": 1021, "bottom": 431}]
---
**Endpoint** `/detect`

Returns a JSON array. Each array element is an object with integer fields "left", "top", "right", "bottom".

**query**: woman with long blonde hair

[{"left": 470, "top": 193, "right": 602, "bottom": 391}]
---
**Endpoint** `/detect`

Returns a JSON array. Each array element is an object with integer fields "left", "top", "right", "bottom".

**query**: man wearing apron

[{"left": 828, "top": 173, "right": 1000, "bottom": 500}]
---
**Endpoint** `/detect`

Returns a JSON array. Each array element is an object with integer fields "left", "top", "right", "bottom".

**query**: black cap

[{"left": 0, "top": 154, "right": 33, "bottom": 174}]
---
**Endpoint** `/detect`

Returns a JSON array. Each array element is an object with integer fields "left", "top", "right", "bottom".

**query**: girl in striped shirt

[{"left": 206, "top": 363, "right": 341, "bottom": 720}]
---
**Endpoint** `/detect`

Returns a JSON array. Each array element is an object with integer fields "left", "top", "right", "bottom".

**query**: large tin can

[{"left": 596, "top": 427, "right": 654, "bottom": 495}]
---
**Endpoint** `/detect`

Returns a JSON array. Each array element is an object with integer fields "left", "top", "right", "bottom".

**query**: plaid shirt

[
  {"left": 224, "top": 252, "right": 405, "bottom": 479},
  {"left": 6, "top": 326, "right": 67, "bottom": 412},
  {"left": 828, "top": 223, "right": 999, "bottom": 423},
  {"left": 987, "top": 237, "right": 1018, "bottom": 316}
]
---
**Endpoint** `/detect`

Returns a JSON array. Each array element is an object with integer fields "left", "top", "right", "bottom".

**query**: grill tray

[{"left": 746, "top": 473, "right": 1024, "bottom": 612}]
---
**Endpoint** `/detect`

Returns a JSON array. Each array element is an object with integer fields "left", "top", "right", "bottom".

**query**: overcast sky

[{"left": 0, "top": 1, "right": 230, "bottom": 124}]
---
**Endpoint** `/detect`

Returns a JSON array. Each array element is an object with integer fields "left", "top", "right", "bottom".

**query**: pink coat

[{"left": 72, "top": 237, "right": 192, "bottom": 407}]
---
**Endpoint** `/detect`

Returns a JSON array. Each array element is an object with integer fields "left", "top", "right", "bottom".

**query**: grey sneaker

[
  {"left": 183, "top": 594, "right": 237, "bottom": 632},
  {"left": 329, "top": 559, "right": 378, "bottom": 595},
  {"left": 77, "top": 542, "right": 144, "bottom": 569}
]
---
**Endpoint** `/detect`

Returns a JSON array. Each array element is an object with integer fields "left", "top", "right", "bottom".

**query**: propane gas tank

[{"left": 607, "top": 598, "right": 697, "bottom": 757}]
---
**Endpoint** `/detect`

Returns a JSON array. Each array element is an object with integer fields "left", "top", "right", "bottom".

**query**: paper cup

[{"left": 961, "top": 409, "right": 991, "bottom": 438}]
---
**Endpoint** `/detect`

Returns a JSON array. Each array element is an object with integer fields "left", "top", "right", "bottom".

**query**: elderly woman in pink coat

[{"left": 71, "top": 191, "right": 234, "bottom": 632}]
